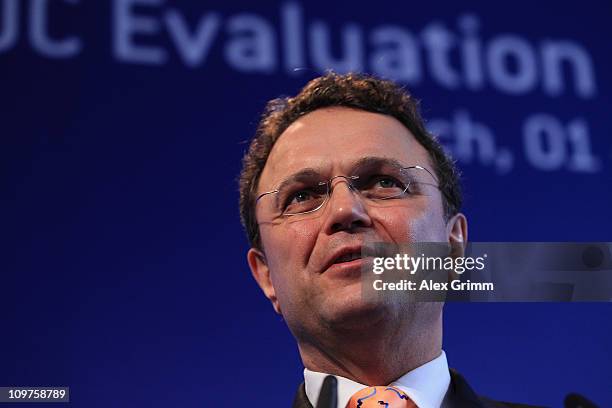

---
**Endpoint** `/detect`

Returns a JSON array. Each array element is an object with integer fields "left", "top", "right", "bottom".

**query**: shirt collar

[{"left": 304, "top": 350, "right": 450, "bottom": 408}]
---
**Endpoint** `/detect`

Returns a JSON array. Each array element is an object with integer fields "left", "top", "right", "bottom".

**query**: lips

[
  {"left": 321, "top": 245, "right": 367, "bottom": 274},
  {"left": 334, "top": 251, "right": 362, "bottom": 263}
]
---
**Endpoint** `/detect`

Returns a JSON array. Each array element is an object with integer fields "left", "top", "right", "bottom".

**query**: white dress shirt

[{"left": 304, "top": 350, "right": 451, "bottom": 408}]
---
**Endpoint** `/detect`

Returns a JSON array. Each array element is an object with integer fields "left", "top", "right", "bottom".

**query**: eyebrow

[
  {"left": 274, "top": 167, "right": 323, "bottom": 191},
  {"left": 350, "top": 156, "right": 406, "bottom": 173},
  {"left": 353, "top": 156, "right": 439, "bottom": 184},
  {"left": 273, "top": 168, "right": 322, "bottom": 209}
]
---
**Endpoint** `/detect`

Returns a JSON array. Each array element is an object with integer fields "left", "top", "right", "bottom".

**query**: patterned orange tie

[{"left": 345, "top": 386, "right": 417, "bottom": 408}]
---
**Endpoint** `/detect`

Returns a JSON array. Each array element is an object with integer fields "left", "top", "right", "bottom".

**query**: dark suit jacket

[{"left": 291, "top": 369, "right": 545, "bottom": 408}]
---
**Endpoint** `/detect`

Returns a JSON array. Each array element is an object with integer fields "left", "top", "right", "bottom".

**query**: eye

[
  {"left": 358, "top": 174, "right": 410, "bottom": 200},
  {"left": 282, "top": 188, "right": 321, "bottom": 210},
  {"left": 281, "top": 186, "right": 327, "bottom": 215},
  {"left": 289, "top": 190, "right": 314, "bottom": 204},
  {"left": 368, "top": 175, "right": 406, "bottom": 191},
  {"left": 376, "top": 177, "right": 401, "bottom": 189}
]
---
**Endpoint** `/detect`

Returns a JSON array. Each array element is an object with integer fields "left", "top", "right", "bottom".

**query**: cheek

[
  {"left": 259, "top": 221, "right": 320, "bottom": 317},
  {"left": 408, "top": 213, "right": 448, "bottom": 241},
  {"left": 260, "top": 221, "right": 320, "bottom": 277},
  {"left": 371, "top": 201, "right": 447, "bottom": 243}
]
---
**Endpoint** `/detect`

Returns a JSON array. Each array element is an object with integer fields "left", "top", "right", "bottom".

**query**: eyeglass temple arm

[{"left": 255, "top": 189, "right": 279, "bottom": 203}]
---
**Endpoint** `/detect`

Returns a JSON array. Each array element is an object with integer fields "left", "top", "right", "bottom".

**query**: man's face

[{"left": 248, "top": 107, "right": 465, "bottom": 337}]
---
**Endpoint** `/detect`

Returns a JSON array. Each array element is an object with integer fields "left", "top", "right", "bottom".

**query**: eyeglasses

[{"left": 255, "top": 164, "right": 439, "bottom": 218}]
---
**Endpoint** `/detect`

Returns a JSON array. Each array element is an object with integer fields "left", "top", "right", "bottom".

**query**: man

[{"left": 239, "top": 73, "right": 538, "bottom": 408}]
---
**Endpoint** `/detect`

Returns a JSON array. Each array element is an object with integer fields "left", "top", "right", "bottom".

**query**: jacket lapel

[
  {"left": 292, "top": 382, "right": 313, "bottom": 408},
  {"left": 442, "top": 369, "right": 488, "bottom": 408}
]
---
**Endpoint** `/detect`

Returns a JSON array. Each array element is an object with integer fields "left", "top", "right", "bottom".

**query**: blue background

[{"left": 2, "top": 0, "right": 611, "bottom": 406}]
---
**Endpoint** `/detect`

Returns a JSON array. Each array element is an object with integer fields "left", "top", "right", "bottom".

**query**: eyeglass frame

[{"left": 254, "top": 164, "right": 440, "bottom": 218}]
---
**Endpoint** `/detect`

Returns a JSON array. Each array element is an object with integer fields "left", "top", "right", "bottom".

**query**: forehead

[{"left": 259, "top": 107, "right": 431, "bottom": 191}]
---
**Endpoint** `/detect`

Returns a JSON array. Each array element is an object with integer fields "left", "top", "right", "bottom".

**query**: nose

[{"left": 322, "top": 176, "right": 372, "bottom": 234}]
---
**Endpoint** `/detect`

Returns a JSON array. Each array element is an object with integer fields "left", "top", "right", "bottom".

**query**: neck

[{"left": 296, "top": 311, "right": 443, "bottom": 385}]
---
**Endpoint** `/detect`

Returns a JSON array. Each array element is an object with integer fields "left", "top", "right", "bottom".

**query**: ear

[
  {"left": 447, "top": 213, "right": 468, "bottom": 256},
  {"left": 247, "top": 247, "right": 282, "bottom": 315}
]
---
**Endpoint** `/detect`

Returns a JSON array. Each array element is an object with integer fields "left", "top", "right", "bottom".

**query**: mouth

[
  {"left": 333, "top": 251, "right": 363, "bottom": 264},
  {"left": 321, "top": 246, "right": 370, "bottom": 277}
]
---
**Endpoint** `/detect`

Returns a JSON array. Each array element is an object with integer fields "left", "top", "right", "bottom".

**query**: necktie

[{"left": 345, "top": 386, "right": 417, "bottom": 408}]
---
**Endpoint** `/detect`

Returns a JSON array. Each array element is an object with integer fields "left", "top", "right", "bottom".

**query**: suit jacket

[{"left": 291, "top": 369, "right": 544, "bottom": 408}]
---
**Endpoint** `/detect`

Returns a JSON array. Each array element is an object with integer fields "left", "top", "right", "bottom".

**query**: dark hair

[{"left": 239, "top": 72, "right": 462, "bottom": 249}]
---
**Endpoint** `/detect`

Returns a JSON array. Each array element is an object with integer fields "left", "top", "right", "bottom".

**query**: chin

[{"left": 320, "top": 293, "right": 390, "bottom": 331}]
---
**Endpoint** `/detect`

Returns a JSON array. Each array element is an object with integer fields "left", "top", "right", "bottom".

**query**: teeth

[{"left": 335, "top": 252, "right": 361, "bottom": 263}]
